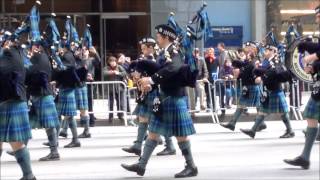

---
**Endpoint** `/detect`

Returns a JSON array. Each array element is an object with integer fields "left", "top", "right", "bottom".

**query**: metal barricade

[
  {"left": 283, "top": 81, "right": 304, "bottom": 120},
  {"left": 187, "top": 80, "right": 217, "bottom": 123},
  {"left": 212, "top": 78, "right": 306, "bottom": 122},
  {"left": 212, "top": 79, "right": 241, "bottom": 123},
  {"left": 86, "top": 81, "right": 128, "bottom": 126},
  {"left": 127, "top": 86, "right": 138, "bottom": 120}
]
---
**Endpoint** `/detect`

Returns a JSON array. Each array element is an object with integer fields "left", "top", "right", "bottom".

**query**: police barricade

[
  {"left": 86, "top": 81, "right": 128, "bottom": 126},
  {"left": 288, "top": 79, "right": 316, "bottom": 121},
  {"left": 212, "top": 79, "right": 241, "bottom": 123},
  {"left": 188, "top": 80, "right": 217, "bottom": 123},
  {"left": 127, "top": 86, "right": 138, "bottom": 121},
  {"left": 212, "top": 78, "right": 305, "bottom": 123},
  {"left": 283, "top": 80, "right": 304, "bottom": 121}
]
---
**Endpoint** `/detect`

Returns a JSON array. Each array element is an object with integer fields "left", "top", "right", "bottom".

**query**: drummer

[{"left": 284, "top": 5, "right": 320, "bottom": 169}]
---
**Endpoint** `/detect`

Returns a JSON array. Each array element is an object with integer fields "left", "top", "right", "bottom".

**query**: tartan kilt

[
  {"left": 133, "top": 89, "right": 158, "bottom": 119},
  {"left": 149, "top": 94, "right": 196, "bottom": 137},
  {"left": 133, "top": 103, "right": 148, "bottom": 118},
  {"left": 303, "top": 97, "right": 320, "bottom": 122},
  {"left": 260, "top": 90, "right": 289, "bottom": 114},
  {"left": 0, "top": 100, "right": 32, "bottom": 142},
  {"left": 75, "top": 86, "right": 89, "bottom": 110},
  {"left": 238, "top": 85, "right": 261, "bottom": 107},
  {"left": 29, "top": 95, "right": 60, "bottom": 129},
  {"left": 56, "top": 88, "right": 77, "bottom": 116}
]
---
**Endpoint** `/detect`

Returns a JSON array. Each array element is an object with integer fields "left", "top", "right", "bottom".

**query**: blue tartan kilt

[
  {"left": 0, "top": 100, "right": 32, "bottom": 142},
  {"left": 29, "top": 95, "right": 60, "bottom": 129},
  {"left": 238, "top": 85, "right": 261, "bottom": 107},
  {"left": 133, "top": 103, "right": 148, "bottom": 118},
  {"left": 303, "top": 97, "right": 320, "bottom": 122},
  {"left": 75, "top": 86, "right": 89, "bottom": 110},
  {"left": 260, "top": 90, "right": 289, "bottom": 114},
  {"left": 148, "top": 94, "right": 196, "bottom": 137},
  {"left": 56, "top": 88, "right": 77, "bottom": 116},
  {"left": 133, "top": 89, "right": 158, "bottom": 119}
]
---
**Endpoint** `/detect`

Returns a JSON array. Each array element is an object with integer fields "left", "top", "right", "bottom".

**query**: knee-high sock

[
  {"left": 229, "top": 108, "right": 243, "bottom": 126},
  {"left": 178, "top": 140, "right": 196, "bottom": 167},
  {"left": 281, "top": 113, "right": 292, "bottom": 131},
  {"left": 68, "top": 117, "right": 79, "bottom": 142},
  {"left": 56, "top": 124, "right": 60, "bottom": 139},
  {"left": 14, "top": 147, "right": 34, "bottom": 179},
  {"left": 164, "top": 136, "right": 175, "bottom": 151},
  {"left": 138, "top": 139, "right": 158, "bottom": 169},
  {"left": 251, "top": 115, "right": 265, "bottom": 131},
  {"left": 60, "top": 119, "right": 68, "bottom": 133},
  {"left": 81, "top": 115, "right": 90, "bottom": 131},
  {"left": 301, "top": 127, "right": 319, "bottom": 161},
  {"left": 133, "top": 123, "right": 148, "bottom": 150},
  {"left": 46, "top": 128, "right": 58, "bottom": 154}
]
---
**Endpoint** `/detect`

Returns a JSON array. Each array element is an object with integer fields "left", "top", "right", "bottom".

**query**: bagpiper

[
  {"left": 122, "top": 36, "right": 176, "bottom": 156},
  {"left": 121, "top": 24, "right": 198, "bottom": 178},
  {"left": 240, "top": 45, "right": 295, "bottom": 139}
]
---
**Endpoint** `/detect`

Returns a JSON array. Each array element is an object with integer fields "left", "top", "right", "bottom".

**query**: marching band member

[
  {"left": 54, "top": 24, "right": 81, "bottom": 147},
  {"left": 0, "top": 34, "right": 36, "bottom": 180},
  {"left": 26, "top": 44, "right": 60, "bottom": 161},
  {"left": 122, "top": 37, "right": 177, "bottom": 156},
  {"left": 240, "top": 45, "right": 295, "bottom": 139},
  {"left": 284, "top": 5, "right": 320, "bottom": 169},
  {"left": 121, "top": 24, "right": 198, "bottom": 178}
]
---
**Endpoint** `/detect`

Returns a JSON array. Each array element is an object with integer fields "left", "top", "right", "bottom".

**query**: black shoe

[
  {"left": 220, "top": 122, "right": 235, "bottom": 131},
  {"left": 42, "top": 142, "right": 59, "bottom": 147},
  {"left": 175, "top": 165, "right": 198, "bottom": 178},
  {"left": 256, "top": 123, "right": 267, "bottom": 132},
  {"left": 6, "top": 150, "right": 15, "bottom": 156},
  {"left": 156, "top": 148, "right": 176, "bottom": 156},
  {"left": 284, "top": 156, "right": 310, "bottom": 169},
  {"left": 19, "top": 176, "right": 36, "bottom": 180},
  {"left": 121, "top": 163, "right": 145, "bottom": 176},
  {"left": 122, "top": 146, "right": 141, "bottom": 156},
  {"left": 78, "top": 131, "right": 91, "bottom": 138},
  {"left": 240, "top": 129, "right": 256, "bottom": 139},
  {"left": 39, "top": 152, "right": 60, "bottom": 161},
  {"left": 280, "top": 130, "right": 295, "bottom": 138},
  {"left": 59, "top": 131, "right": 68, "bottom": 138},
  {"left": 64, "top": 141, "right": 81, "bottom": 148}
]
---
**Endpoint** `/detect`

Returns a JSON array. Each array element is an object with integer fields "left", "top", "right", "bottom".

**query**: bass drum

[{"left": 285, "top": 35, "right": 320, "bottom": 83}]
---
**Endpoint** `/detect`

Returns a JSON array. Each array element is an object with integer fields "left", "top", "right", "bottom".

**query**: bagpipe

[
  {"left": 167, "top": 1, "right": 213, "bottom": 88},
  {"left": 129, "top": 60, "right": 161, "bottom": 103}
]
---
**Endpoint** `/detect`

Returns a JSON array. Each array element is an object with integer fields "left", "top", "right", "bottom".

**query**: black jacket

[
  {"left": 152, "top": 44, "right": 186, "bottom": 96},
  {"left": 233, "top": 60, "right": 256, "bottom": 86},
  {"left": 52, "top": 50, "right": 80, "bottom": 89},
  {"left": 26, "top": 52, "right": 53, "bottom": 96},
  {"left": 254, "top": 66, "right": 291, "bottom": 91},
  {"left": 0, "top": 46, "right": 27, "bottom": 102}
]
